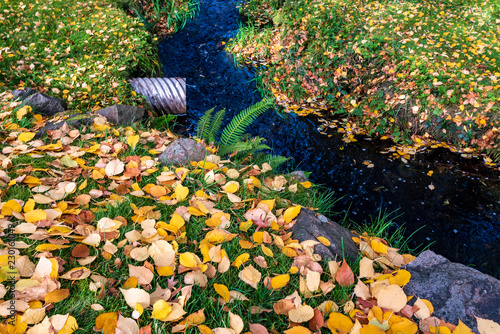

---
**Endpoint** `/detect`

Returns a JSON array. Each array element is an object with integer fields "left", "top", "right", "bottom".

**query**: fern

[
  {"left": 218, "top": 137, "right": 270, "bottom": 156},
  {"left": 196, "top": 107, "right": 214, "bottom": 140},
  {"left": 262, "top": 154, "right": 290, "bottom": 168},
  {"left": 220, "top": 98, "right": 274, "bottom": 146},
  {"left": 208, "top": 109, "right": 226, "bottom": 142}
]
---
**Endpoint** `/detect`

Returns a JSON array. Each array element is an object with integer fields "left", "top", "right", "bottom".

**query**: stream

[{"left": 159, "top": 0, "right": 500, "bottom": 277}]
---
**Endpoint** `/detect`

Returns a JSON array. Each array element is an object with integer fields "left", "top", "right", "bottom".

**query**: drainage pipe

[{"left": 129, "top": 77, "right": 186, "bottom": 115}]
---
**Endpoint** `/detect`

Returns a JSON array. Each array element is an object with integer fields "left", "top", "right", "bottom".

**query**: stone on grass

[
  {"left": 35, "top": 113, "right": 95, "bottom": 138},
  {"left": 95, "top": 104, "right": 145, "bottom": 125},
  {"left": 403, "top": 250, "right": 500, "bottom": 333},
  {"left": 12, "top": 88, "right": 36, "bottom": 101},
  {"left": 291, "top": 208, "right": 358, "bottom": 261},
  {"left": 21, "top": 92, "right": 67, "bottom": 116},
  {"left": 288, "top": 170, "right": 308, "bottom": 182},
  {"left": 158, "top": 138, "right": 208, "bottom": 166}
]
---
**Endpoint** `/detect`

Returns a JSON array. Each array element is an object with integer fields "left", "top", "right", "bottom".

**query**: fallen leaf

[
  {"left": 214, "top": 283, "right": 230, "bottom": 303},
  {"left": 475, "top": 316, "right": 500, "bottom": 334},
  {"left": 289, "top": 305, "right": 315, "bottom": 323},
  {"left": 327, "top": 312, "right": 353, "bottom": 334},
  {"left": 335, "top": 260, "right": 354, "bottom": 287},
  {"left": 271, "top": 274, "right": 290, "bottom": 290}
]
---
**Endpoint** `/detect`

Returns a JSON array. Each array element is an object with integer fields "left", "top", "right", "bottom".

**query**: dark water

[{"left": 159, "top": 0, "right": 500, "bottom": 277}]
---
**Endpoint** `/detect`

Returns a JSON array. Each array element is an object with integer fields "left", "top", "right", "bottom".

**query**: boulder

[
  {"left": 35, "top": 113, "right": 95, "bottom": 138},
  {"left": 22, "top": 92, "right": 67, "bottom": 116},
  {"left": 288, "top": 170, "right": 308, "bottom": 182},
  {"left": 403, "top": 250, "right": 500, "bottom": 332},
  {"left": 12, "top": 88, "right": 36, "bottom": 101},
  {"left": 158, "top": 138, "right": 208, "bottom": 166},
  {"left": 95, "top": 105, "right": 145, "bottom": 125},
  {"left": 290, "top": 208, "right": 359, "bottom": 261}
]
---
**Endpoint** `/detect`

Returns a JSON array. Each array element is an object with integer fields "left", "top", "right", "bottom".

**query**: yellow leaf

[
  {"left": 95, "top": 312, "right": 118, "bottom": 334},
  {"left": 271, "top": 274, "right": 290, "bottom": 290},
  {"left": 179, "top": 252, "right": 197, "bottom": 268},
  {"left": 157, "top": 266, "right": 175, "bottom": 276},
  {"left": 205, "top": 229, "right": 237, "bottom": 244},
  {"left": 79, "top": 179, "right": 88, "bottom": 190},
  {"left": 127, "top": 135, "right": 140, "bottom": 149},
  {"left": 1, "top": 199, "right": 22, "bottom": 215},
  {"left": 213, "top": 283, "right": 230, "bottom": 303},
  {"left": 300, "top": 181, "right": 312, "bottom": 188},
  {"left": 316, "top": 236, "right": 331, "bottom": 246},
  {"left": 289, "top": 266, "right": 299, "bottom": 274},
  {"left": 253, "top": 231, "right": 264, "bottom": 243},
  {"left": 261, "top": 244, "right": 273, "bottom": 257},
  {"left": 152, "top": 300, "right": 172, "bottom": 321},
  {"left": 389, "top": 270, "right": 411, "bottom": 287},
  {"left": 17, "top": 106, "right": 31, "bottom": 120},
  {"left": 23, "top": 199, "right": 35, "bottom": 213},
  {"left": 170, "top": 213, "right": 185, "bottom": 229},
  {"left": 58, "top": 315, "right": 79, "bottom": 334},
  {"left": 24, "top": 209, "right": 47, "bottom": 223},
  {"left": 232, "top": 253, "right": 250, "bottom": 268},
  {"left": 18, "top": 132, "right": 36, "bottom": 142},
  {"left": 370, "top": 239, "right": 387, "bottom": 254},
  {"left": 223, "top": 181, "right": 239, "bottom": 193},
  {"left": 173, "top": 183, "right": 189, "bottom": 201},
  {"left": 35, "top": 244, "right": 70, "bottom": 252},
  {"left": 123, "top": 277, "right": 138, "bottom": 289},
  {"left": 44, "top": 289, "right": 70, "bottom": 304},
  {"left": 239, "top": 220, "right": 253, "bottom": 232},
  {"left": 284, "top": 326, "right": 311, "bottom": 333},
  {"left": 327, "top": 312, "right": 353, "bottom": 334},
  {"left": 389, "top": 317, "right": 418, "bottom": 334},
  {"left": 198, "top": 325, "right": 214, "bottom": 334},
  {"left": 283, "top": 205, "right": 301, "bottom": 223},
  {"left": 360, "top": 324, "right": 386, "bottom": 334},
  {"left": 452, "top": 320, "right": 474, "bottom": 334}
]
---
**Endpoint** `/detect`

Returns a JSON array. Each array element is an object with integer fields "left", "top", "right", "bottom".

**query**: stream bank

[{"left": 158, "top": 0, "right": 500, "bottom": 277}]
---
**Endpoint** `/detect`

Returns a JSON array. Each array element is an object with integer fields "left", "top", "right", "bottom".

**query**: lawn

[{"left": 228, "top": 0, "right": 500, "bottom": 164}]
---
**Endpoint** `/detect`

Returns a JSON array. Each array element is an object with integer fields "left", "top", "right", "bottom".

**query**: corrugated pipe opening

[{"left": 129, "top": 77, "right": 186, "bottom": 116}]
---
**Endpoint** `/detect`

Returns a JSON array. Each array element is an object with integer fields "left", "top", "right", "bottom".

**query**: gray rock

[
  {"left": 403, "top": 250, "right": 500, "bottom": 332},
  {"left": 22, "top": 92, "right": 67, "bottom": 116},
  {"left": 288, "top": 170, "right": 308, "bottom": 182},
  {"left": 290, "top": 208, "right": 359, "bottom": 261},
  {"left": 12, "top": 88, "right": 36, "bottom": 100},
  {"left": 35, "top": 113, "right": 95, "bottom": 138},
  {"left": 95, "top": 105, "right": 145, "bottom": 125},
  {"left": 158, "top": 138, "right": 208, "bottom": 166}
]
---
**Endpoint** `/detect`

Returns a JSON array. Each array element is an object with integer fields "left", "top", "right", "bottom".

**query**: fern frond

[
  {"left": 220, "top": 98, "right": 274, "bottom": 146},
  {"left": 208, "top": 108, "right": 226, "bottom": 142},
  {"left": 262, "top": 154, "right": 290, "bottom": 168},
  {"left": 196, "top": 107, "right": 215, "bottom": 141},
  {"left": 218, "top": 141, "right": 254, "bottom": 156}
]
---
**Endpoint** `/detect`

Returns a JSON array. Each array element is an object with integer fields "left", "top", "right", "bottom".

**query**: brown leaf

[
  {"left": 72, "top": 244, "right": 89, "bottom": 258},
  {"left": 249, "top": 323, "right": 270, "bottom": 334},
  {"left": 308, "top": 309, "right": 324, "bottom": 331},
  {"left": 335, "top": 260, "right": 354, "bottom": 287},
  {"left": 274, "top": 299, "right": 296, "bottom": 315}
]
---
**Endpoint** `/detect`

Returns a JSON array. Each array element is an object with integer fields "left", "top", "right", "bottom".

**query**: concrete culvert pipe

[{"left": 129, "top": 77, "right": 186, "bottom": 116}]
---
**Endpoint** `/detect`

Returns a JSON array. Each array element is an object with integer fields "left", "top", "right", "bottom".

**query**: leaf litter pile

[{"left": 1, "top": 95, "right": 499, "bottom": 333}]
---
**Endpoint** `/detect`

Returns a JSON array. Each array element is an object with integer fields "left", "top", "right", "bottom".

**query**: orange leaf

[
  {"left": 44, "top": 289, "right": 70, "bottom": 304},
  {"left": 95, "top": 312, "right": 119, "bottom": 334},
  {"left": 335, "top": 260, "right": 354, "bottom": 287}
]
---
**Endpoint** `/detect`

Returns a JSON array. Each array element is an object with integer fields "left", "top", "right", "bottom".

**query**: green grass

[
  {"left": 113, "top": 0, "right": 199, "bottom": 36},
  {"left": 229, "top": 0, "right": 500, "bottom": 164},
  {"left": 0, "top": 0, "right": 160, "bottom": 113}
]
